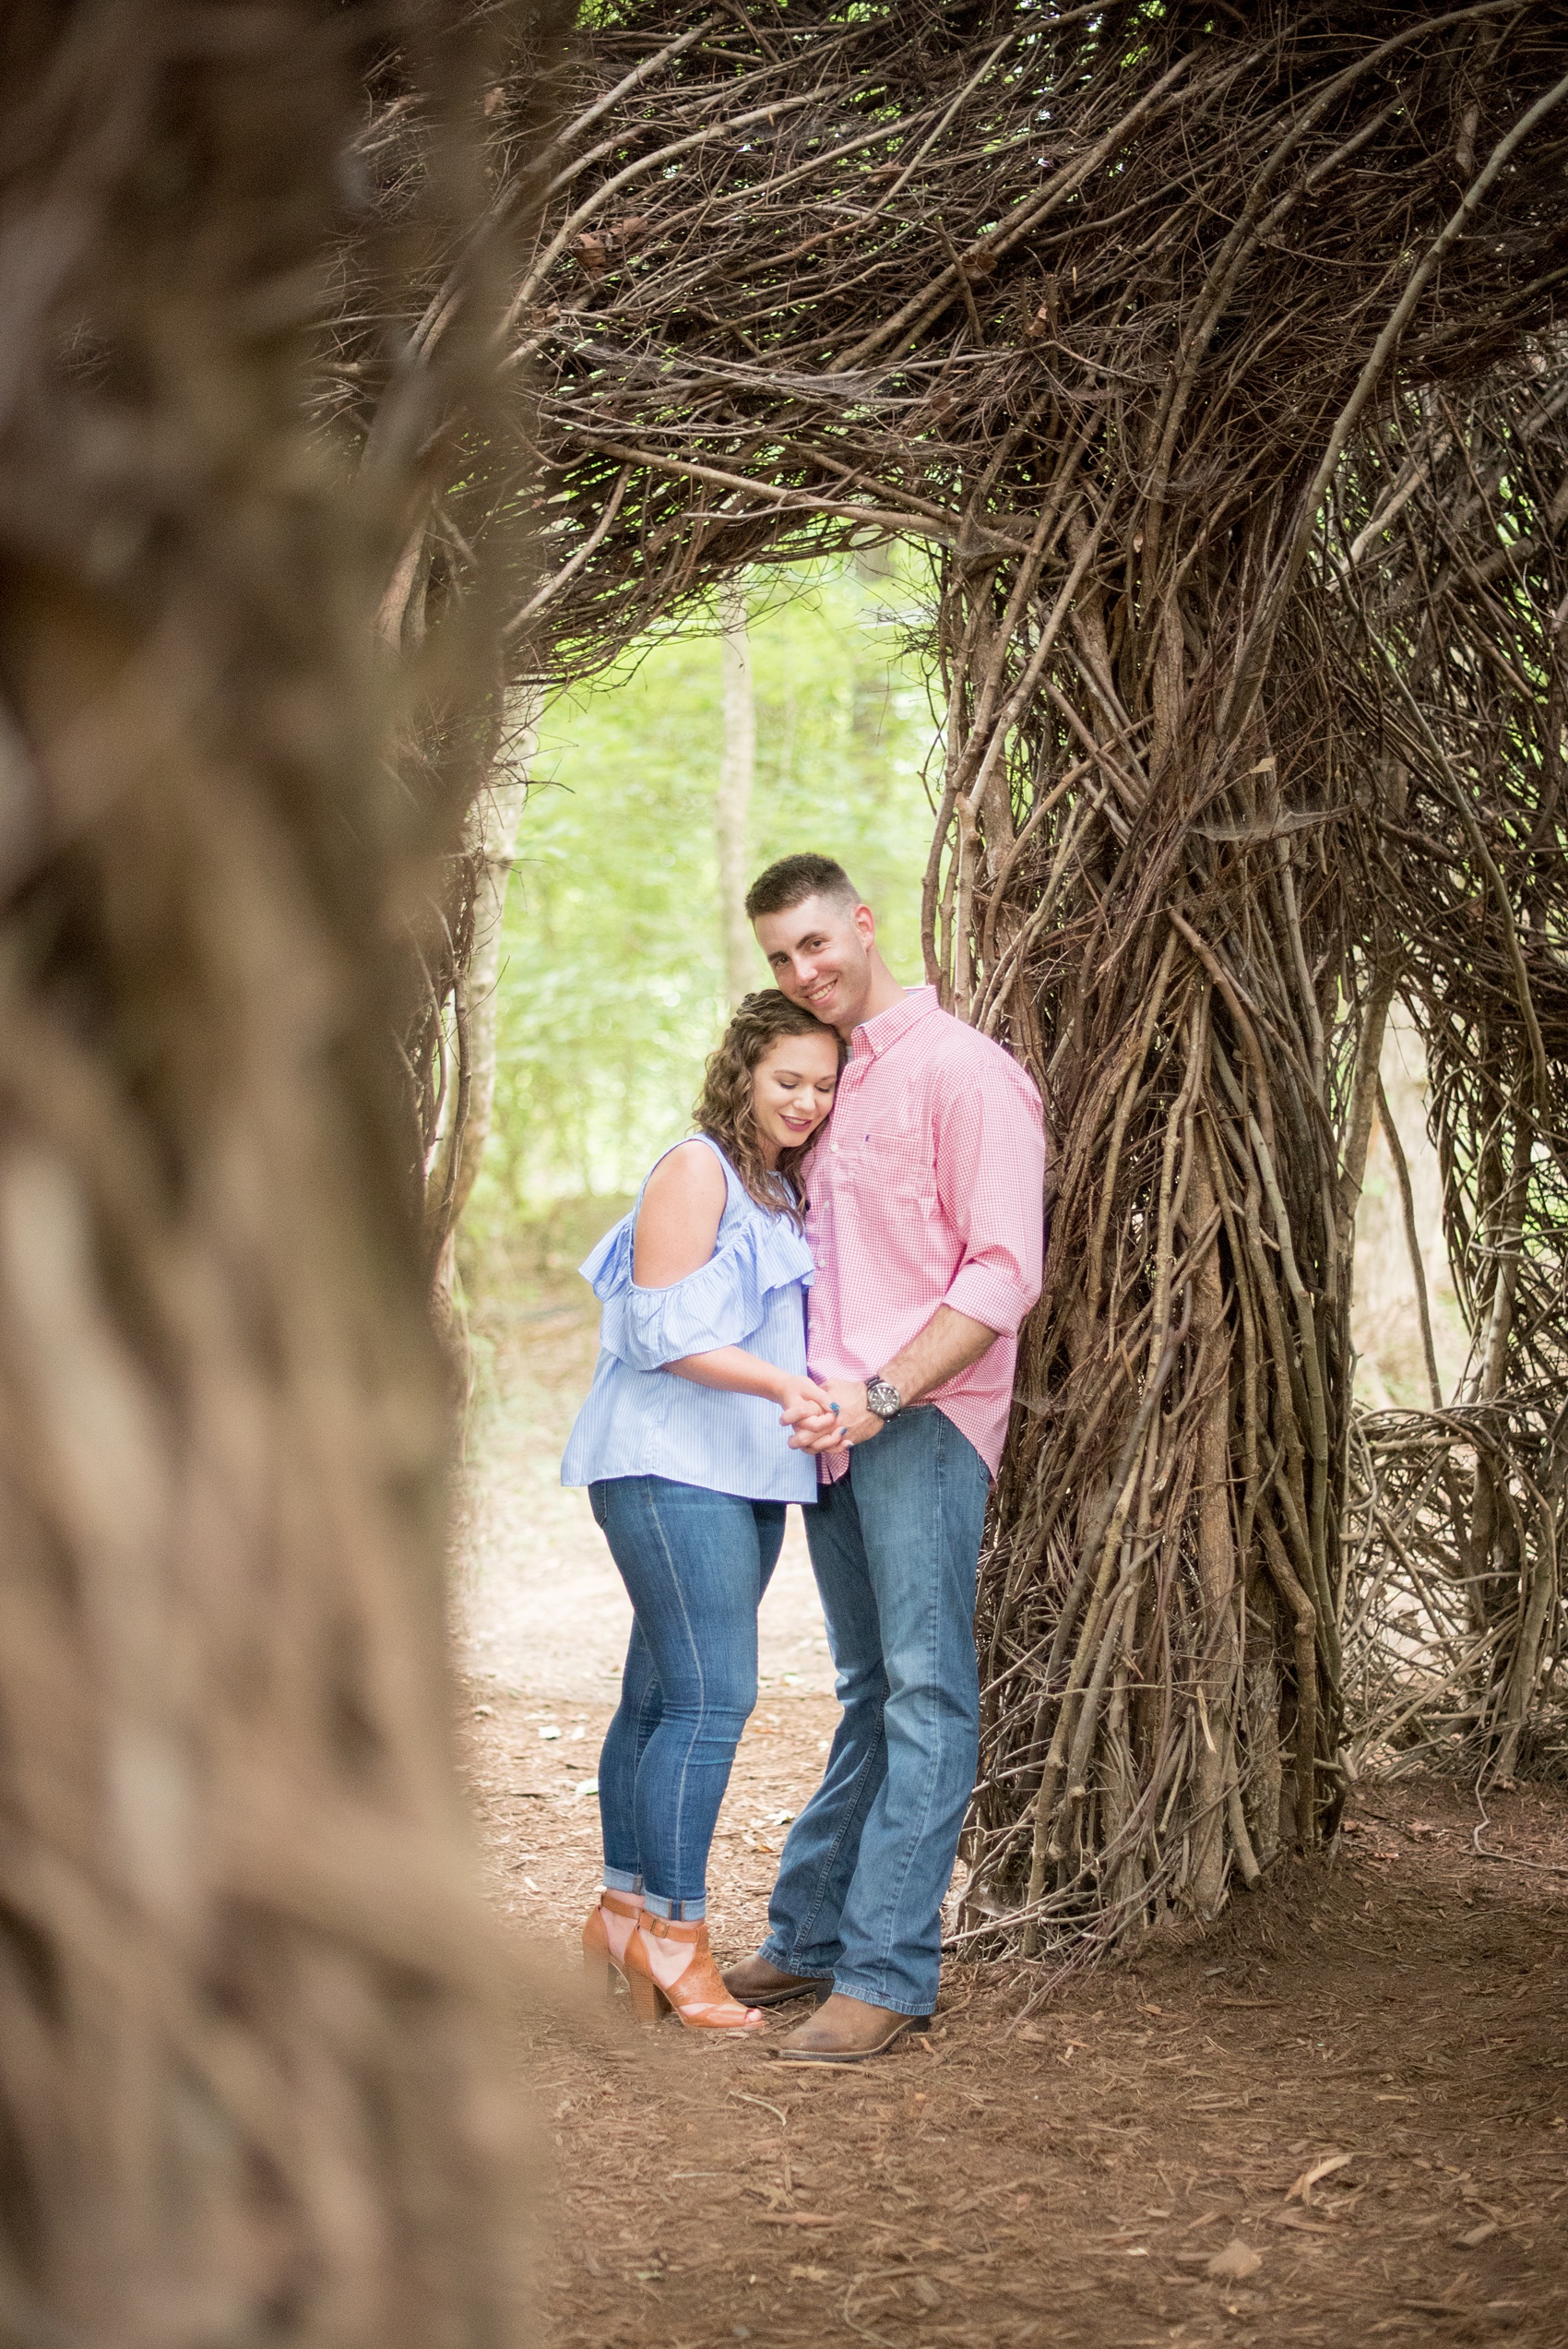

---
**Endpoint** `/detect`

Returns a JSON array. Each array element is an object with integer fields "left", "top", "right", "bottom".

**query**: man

[{"left": 725, "top": 853, "right": 1046, "bottom": 2062}]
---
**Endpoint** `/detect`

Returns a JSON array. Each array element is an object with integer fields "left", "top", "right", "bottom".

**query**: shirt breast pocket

[{"left": 858, "top": 1128, "right": 935, "bottom": 1215}]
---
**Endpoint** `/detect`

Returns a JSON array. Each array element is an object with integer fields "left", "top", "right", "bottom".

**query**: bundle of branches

[
  {"left": 0, "top": 3, "right": 560, "bottom": 2335},
  {"left": 448, "top": 0, "right": 1568, "bottom": 1950},
  {"left": 1330, "top": 348, "right": 1568, "bottom": 1783}
]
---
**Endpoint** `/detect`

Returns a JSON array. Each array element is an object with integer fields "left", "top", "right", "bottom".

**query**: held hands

[
  {"left": 775, "top": 1373, "right": 840, "bottom": 1439},
  {"left": 784, "top": 1377, "right": 885, "bottom": 1454}
]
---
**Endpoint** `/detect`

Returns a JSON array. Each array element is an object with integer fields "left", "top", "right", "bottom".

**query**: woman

[{"left": 562, "top": 990, "right": 842, "bottom": 2033}]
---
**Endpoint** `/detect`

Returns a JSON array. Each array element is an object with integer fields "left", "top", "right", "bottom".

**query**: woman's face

[{"left": 749, "top": 1029, "right": 840, "bottom": 1165}]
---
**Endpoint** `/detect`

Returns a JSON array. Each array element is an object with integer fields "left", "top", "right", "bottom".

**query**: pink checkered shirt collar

[{"left": 848, "top": 984, "right": 940, "bottom": 1061}]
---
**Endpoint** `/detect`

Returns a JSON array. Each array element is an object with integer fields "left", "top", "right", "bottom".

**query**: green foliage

[{"left": 463, "top": 556, "right": 937, "bottom": 1265}]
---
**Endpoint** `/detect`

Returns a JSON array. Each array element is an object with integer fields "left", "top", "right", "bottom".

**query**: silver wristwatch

[{"left": 864, "top": 1375, "right": 902, "bottom": 1422}]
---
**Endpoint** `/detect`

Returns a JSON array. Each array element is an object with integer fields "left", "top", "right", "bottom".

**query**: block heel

[
  {"left": 625, "top": 1964, "right": 670, "bottom": 2023},
  {"left": 581, "top": 1889, "right": 643, "bottom": 1997}
]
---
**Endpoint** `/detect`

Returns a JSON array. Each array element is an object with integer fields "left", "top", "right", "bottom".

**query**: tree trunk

[
  {"left": 0, "top": 7, "right": 544, "bottom": 2339},
  {"left": 716, "top": 578, "right": 755, "bottom": 1008},
  {"left": 431, "top": 688, "right": 541, "bottom": 1314}
]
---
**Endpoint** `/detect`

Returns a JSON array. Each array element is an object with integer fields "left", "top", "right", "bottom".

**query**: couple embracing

[{"left": 562, "top": 854, "right": 1045, "bottom": 2064}]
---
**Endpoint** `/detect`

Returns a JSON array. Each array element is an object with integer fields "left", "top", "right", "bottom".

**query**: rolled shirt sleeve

[{"left": 935, "top": 1058, "right": 1047, "bottom": 1336}]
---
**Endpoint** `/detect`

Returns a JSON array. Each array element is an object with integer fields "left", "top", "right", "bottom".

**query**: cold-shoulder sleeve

[{"left": 579, "top": 1211, "right": 814, "bottom": 1373}]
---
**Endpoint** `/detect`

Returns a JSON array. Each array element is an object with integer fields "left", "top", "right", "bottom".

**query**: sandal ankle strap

[{"left": 642, "top": 1912, "right": 705, "bottom": 1941}]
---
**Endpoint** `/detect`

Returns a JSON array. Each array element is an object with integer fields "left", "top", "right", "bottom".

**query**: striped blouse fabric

[{"left": 560, "top": 1134, "right": 820, "bottom": 1506}]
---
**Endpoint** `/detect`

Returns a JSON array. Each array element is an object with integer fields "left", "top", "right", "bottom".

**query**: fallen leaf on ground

[{"left": 1206, "top": 2239, "right": 1263, "bottom": 2281}]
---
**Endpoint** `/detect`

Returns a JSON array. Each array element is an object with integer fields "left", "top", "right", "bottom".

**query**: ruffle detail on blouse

[{"left": 580, "top": 1209, "right": 814, "bottom": 1374}]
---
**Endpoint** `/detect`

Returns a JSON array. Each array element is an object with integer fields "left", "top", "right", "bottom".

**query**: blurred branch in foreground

[{"left": 0, "top": 1, "right": 560, "bottom": 2336}]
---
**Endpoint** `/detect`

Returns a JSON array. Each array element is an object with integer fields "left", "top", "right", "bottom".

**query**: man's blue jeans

[
  {"left": 760, "top": 1407, "right": 991, "bottom": 2017},
  {"left": 590, "top": 1476, "right": 784, "bottom": 1919}
]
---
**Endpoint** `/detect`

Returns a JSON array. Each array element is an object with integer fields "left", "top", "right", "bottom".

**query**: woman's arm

[
  {"left": 632, "top": 1140, "right": 728, "bottom": 1285},
  {"left": 632, "top": 1142, "right": 830, "bottom": 1427},
  {"left": 664, "top": 1343, "right": 832, "bottom": 1428}
]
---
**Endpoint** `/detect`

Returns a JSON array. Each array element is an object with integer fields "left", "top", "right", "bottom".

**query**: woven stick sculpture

[{"left": 335, "top": 0, "right": 1568, "bottom": 1950}]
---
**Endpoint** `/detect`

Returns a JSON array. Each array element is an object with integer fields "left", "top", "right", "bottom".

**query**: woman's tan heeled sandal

[
  {"left": 624, "top": 1914, "right": 766, "bottom": 2032},
  {"left": 582, "top": 1889, "right": 644, "bottom": 1997}
]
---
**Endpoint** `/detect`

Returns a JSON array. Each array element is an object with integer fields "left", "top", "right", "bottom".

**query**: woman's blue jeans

[{"left": 590, "top": 1475, "right": 784, "bottom": 1920}]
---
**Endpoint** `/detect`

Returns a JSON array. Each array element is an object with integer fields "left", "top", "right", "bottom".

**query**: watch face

[{"left": 866, "top": 1379, "right": 900, "bottom": 1418}]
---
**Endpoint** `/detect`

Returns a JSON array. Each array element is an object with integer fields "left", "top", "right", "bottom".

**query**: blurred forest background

[
  {"left": 457, "top": 551, "right": 1469, "bottom": 1415},
  {"left": 460, "top": 555, "right": 932, "bottom": 1257}
]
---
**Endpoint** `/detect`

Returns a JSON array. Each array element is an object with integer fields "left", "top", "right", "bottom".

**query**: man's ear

[{"left": 852, "top": 902, "right": 876, "bottom": 950}]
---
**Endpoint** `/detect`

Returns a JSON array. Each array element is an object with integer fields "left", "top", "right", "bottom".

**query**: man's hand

[
  {"left": 788, "top": 1377, "right": 884, "bottom": 1453},
  {"left": 786, "top": 1312, "right": 1002, "bottom": 1456}
]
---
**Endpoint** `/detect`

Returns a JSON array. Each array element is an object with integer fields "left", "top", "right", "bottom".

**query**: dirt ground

[{"left": 454, "top": 1270, "right": 1568, "bottom": 2349}]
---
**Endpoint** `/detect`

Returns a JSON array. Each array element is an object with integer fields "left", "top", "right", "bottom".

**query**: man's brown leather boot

[
  {"left": 721, "top": 1951, "right": 833, "bottom": 2009},
  {"left": 768, "top": 1991, "right": 932, "bottom": 2064}
]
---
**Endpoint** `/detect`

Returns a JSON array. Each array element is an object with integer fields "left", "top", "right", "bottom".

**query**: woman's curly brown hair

[{"left": 694, "top": 991, "right": 843, "bottom": 1229}]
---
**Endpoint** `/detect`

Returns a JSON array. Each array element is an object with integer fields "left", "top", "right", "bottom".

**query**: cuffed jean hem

[
  {"left": 603, "top": 1866, "right": 642, "bottom": 1894},
  {"left": 644, "top": 1891, "right": 707, "bottom": 1921}
]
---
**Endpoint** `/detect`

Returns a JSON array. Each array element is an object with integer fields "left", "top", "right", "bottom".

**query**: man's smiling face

[{"left": 753, "top": 891, "right": 876, "bottom": 1037}]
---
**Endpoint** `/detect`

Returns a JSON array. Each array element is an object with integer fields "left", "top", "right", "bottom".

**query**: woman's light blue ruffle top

[{"left": 561, "top": 1135, "right": 819, "bottom": 1505}]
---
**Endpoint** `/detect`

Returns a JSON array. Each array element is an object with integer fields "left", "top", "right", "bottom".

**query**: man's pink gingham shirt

[{"left": 805, "top": 986, "right": 1047, "bottom": 1479}]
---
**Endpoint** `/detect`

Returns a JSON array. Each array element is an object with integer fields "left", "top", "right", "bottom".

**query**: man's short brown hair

[{"left": 744, "top": 853, "right": 861, "bottom": 922}]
